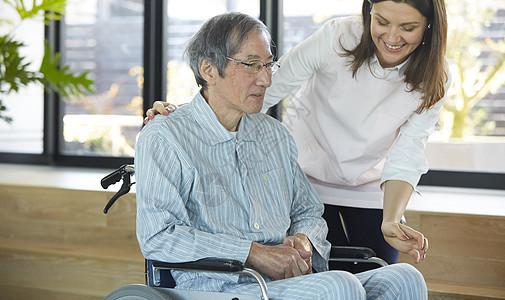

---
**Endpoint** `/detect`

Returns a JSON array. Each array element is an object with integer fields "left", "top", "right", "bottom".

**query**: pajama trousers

[{"left": 176, "top": 263, "right": 428, "bottom": 300}]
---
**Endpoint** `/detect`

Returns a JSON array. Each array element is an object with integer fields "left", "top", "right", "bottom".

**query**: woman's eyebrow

[{"left": 373, "top": 13, "right": 422, "bottom": 26}]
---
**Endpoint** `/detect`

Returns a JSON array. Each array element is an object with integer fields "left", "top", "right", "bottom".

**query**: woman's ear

[{"left": 199, "top": 58, "right": 217, "bottom": 86}]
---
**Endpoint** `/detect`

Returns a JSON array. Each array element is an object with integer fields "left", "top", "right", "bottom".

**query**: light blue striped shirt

[{"left": 135, "top": 92, "right": 330, "bottom": 286}]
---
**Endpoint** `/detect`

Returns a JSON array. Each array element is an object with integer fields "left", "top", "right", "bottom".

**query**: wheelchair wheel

[{"left": 104, "top": 284, "right": 173, "bottom": 300}]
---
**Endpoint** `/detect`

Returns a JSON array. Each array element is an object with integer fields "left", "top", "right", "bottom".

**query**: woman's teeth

[{"left": 385, "top": 42, "right": 403, "bottom": 50}]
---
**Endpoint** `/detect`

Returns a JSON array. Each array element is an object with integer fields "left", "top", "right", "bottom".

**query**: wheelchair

[{"left": 101, "top": 165, "right": 388, "bottom": 300}]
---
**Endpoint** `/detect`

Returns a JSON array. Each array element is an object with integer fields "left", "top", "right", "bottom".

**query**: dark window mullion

[
  {"left": 143, "top": 0, "right": 167, "bottom": 117},
  {"left": 260, "top": 0, "right": 283, "bottom": 120},
  {"left": 44, "top": 15, "right": 62, "bottom": 165}
]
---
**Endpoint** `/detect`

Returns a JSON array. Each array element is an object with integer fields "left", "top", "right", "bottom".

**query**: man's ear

[{"left": 199, "top": 58, "right": 217, "bottom": 86}]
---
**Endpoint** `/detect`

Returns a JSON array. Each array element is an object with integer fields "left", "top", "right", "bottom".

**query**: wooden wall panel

[
  {"left": 0, "top": 185, "right": 139, "bottom": 252},
  {"left": 1, "top": 182, "right": 504, "bottom": 299},
  {"left": 399, "top": 211, "right": 505, "bottom": 298},
  {"left": 0, "top": 184, "right": 143, "bottom": 299}
]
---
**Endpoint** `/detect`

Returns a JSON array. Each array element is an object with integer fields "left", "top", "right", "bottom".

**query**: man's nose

[{"left": 256, "top": 67, "right": 272, "bottom": 87}]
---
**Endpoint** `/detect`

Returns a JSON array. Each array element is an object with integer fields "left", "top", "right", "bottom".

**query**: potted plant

[{"left": 0, "top": 0, "right": 94, "bottom": 123}]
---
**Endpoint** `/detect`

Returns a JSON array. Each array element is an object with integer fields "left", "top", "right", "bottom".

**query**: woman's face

[{"left": 370, "top": 1, "right": 427, "bottom": 68}]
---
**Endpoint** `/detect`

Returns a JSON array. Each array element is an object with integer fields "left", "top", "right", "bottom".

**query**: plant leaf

[
  {"left": 0, "top": 35, "right": 41, "bottom": 94},
  {"left": 39, "top": 41, "right": 95, "bottom": 98},
  {"left": 2, "top": 0, "right": 67, "bottom": 21}
]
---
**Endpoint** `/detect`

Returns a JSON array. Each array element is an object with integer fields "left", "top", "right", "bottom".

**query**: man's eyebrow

[
  {"left": 246, "top": 54, "right": 274, "bottom": 61},
  {"left": 373, "top": 13, "right": 422, "bottom": 26}
]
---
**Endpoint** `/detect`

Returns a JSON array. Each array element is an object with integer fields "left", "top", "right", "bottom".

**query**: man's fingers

[
  {"left": 283, "top": 237, "right": 294, "bottom": 247},
  {"left": 294, "top": 256, "right": 309, "bottom": 275},
  {"left": 298, "top": 250, "right": 312, "bottom": 259}
]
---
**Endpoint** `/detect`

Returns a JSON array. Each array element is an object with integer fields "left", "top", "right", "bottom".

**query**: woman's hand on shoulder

[{"left": 144, "top": 101, "right": 179, "bottom": 124}]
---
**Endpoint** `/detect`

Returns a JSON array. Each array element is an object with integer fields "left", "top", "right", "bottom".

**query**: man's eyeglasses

[{"left": 226, "top": 57, "right": 281, "bottom": 74}]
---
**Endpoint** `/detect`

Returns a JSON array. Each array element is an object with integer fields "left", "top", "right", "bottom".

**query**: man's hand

[
  {"left": 246, "top": 241, "right": 311, "bottom": 281},
  {"left": 283, "top": 233, "right": 313, "bottom": 274},
  {"left": 382, "top": 221, "right": 428, "bottom": 264}
]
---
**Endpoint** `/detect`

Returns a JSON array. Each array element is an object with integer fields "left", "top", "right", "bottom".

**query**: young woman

[{"left": 146, "top": 0, "right": 449, "bottom": 269}]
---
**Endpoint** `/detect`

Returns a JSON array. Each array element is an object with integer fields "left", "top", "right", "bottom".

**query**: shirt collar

[
  {"left": 369, "top": 54, "right": 409, "bottom": 80},
  {"left": 189, "top": 91, "right": 257, "bottom": 145}
]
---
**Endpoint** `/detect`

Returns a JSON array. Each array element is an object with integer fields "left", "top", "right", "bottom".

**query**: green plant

[{"left": 0, "top": 0, "right": 94, "bottom": 123}]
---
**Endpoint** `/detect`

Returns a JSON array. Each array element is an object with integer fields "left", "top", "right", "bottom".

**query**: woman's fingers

[
  {"left": 383, "top": 222, "right": 429, "bottom": 264},
  {"left": 144, "top": 102, "right": 179, "bottom": 124}
]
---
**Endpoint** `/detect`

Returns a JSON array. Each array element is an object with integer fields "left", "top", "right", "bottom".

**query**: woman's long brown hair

[{"left": 342, "top": 0, "right": 448, "bottom": 113}]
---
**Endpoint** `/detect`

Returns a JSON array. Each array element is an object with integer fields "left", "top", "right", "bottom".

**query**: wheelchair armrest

[
  {"left": 150, "top": 258, "right": 269, "bottom": 299},
  {"left": 329, "top": 246, "right": 388, "bottom": 267},
  {"left": 151, "top": 258, "right": 244, "bottom": 272},
  {"left": 330, "top": 246, "right": 376, "bottom": 259}
]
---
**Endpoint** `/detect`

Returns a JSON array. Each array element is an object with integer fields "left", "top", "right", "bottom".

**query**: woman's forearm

[{"left": 382, "top": 180, "right": 413, "bottom": 223}]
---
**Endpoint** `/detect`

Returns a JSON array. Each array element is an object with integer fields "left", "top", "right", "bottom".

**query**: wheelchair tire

[{"left": 104, "top": 284, "right": 174, "bottom": 300}]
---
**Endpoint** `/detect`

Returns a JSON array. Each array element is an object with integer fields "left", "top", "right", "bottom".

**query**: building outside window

[{"left": 62, "top": 0, "right": 144, "bottom": 157}]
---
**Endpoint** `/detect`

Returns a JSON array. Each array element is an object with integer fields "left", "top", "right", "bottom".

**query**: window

[
  {"left": 165, "top": 0, "right": 260, "bottom": 106},
  {"left": 425, "top": 0, "right": 505, "bottom": 175},
  {"left": 62, "top": 0, "right": 144, "bottom": 157},
  {"left": 0, "top": 2, "right": 45, "bottom": 154},
  {"left": 0, "top": 0, "right": 503, "bottom": 189},
  {"left": 278, "top": 0, "right": 505, "bottom": 189}
]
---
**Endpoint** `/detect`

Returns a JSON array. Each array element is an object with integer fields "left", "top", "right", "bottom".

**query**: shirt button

[{"left": 253, "top": 222, "right": 260, "bottom": 229}]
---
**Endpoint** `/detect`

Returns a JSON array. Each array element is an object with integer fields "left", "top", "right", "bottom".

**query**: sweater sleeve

[
  {"left": 381, "top": 65, "right": 452, "bottom": 188},
  {"left": 262, "top": 19, "right": 339, "bottom": 112}
]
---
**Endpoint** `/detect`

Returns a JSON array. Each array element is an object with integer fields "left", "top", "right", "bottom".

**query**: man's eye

[{"left": 249, "top": 62, "right": 262, "bottom": 70}]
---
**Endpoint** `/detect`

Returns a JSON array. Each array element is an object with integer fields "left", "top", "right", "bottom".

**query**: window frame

[{"left": 0, "top": 0, "right": 503, "bottom": 190}]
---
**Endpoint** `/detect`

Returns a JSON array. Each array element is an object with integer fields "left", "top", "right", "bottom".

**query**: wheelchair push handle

[
  {"left": 101, "top": 164, "right": 134, "bottom": 189},
  {"left": 101, "top": 164, "right": 135, "bottom": 214}
]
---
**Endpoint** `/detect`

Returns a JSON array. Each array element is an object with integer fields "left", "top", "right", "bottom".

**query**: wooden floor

[{"left": 0, "top": 164, "right": 504, "bottom": 299}]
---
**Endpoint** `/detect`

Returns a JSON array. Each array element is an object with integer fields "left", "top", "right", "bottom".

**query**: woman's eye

[{"left": 402, "top": 27, "right": 415, "bottom": 32}]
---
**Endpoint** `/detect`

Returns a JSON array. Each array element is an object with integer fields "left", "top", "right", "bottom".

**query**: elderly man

[{"left": 135, "top": 12, "right": 427, "bottom": 299}]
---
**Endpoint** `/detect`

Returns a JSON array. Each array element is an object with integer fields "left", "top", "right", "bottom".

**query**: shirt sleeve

[
  {"left": 262, "top": 19, "right": 337, "bottom": 112},
  {"left": 286, "top": 135, "right": 331, "bottom": 272},
  {"left": 135, "top": 127, "right": 252, "bottom": 264},
  {"left": 381, "top": 67, "right": 452, "bottom": 188}
]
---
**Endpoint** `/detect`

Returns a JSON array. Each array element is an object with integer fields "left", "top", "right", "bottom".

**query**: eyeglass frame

[{"left": 225, "top": 57, "right": 281, "bottom": 74}]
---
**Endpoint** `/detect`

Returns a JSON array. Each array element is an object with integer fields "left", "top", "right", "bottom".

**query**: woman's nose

[{"left": 385, "top": 28, "right": 401, "bottom": 44}]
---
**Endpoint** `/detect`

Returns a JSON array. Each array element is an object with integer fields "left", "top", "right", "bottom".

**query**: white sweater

[{"left": 263, "top": 15, "right": 449, "bottom": 209}]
